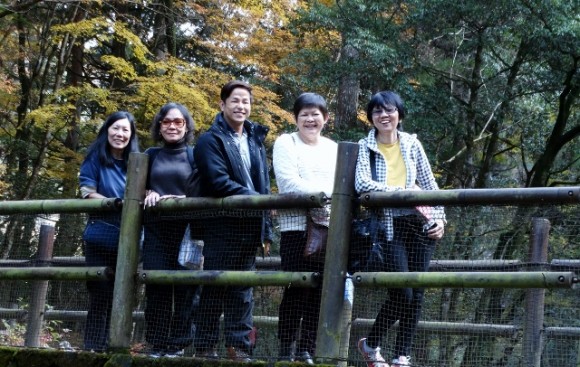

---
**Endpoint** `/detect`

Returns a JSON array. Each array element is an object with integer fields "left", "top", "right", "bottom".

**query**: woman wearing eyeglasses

[
  {"left": 355, "top": 91, "right": 445, "bottom": 367},
  {"left": 142, "top": 102, "right": 199, "bottom": 357}
]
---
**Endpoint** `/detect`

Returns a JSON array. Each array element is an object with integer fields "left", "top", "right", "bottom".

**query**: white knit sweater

[{"left": 273, "top": 132, "right": 338, "bottom": 232}]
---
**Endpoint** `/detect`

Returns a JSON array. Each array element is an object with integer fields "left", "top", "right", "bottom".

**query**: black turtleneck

[{"left": 148, "top": 142, "right": 191, "bottom": 196}]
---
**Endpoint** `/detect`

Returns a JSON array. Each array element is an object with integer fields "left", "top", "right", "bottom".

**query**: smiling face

[
  {"left": 296, "top": 106, "right": 328, "bottom": 145},
  {"left": 159, "top": 108, "right": 187, "bottom": 144},
  {"left": 220, "top": 87, "right": 252, "bottom": 134},
  {"left": 107, "top": 118, "right": 132, "bottom": 158},
  {"left": 371, "top": 105, "right": 400, "bottom": 143}
]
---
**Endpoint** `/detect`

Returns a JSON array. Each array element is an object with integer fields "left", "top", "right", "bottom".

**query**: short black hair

[
  {"left": 150, "top": 102, "right": 195, "bottom": 144},
  {"left": 366, "top": 91, "right": 406, "bottom": 123},
  {"left": 220, "top": 80, "right": 253, "bottom": 102},
  {"left": 293, "top": 93, "right": 328, "bottom": 120},
  {"left": 86, "top": 111, "right": 139, "bottom": 166}
]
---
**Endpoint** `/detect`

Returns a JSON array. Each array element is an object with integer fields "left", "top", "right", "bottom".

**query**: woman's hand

[
  {"left": 85, "top": 192, "right": 107, "bottom": 199},
  {"left": 144, "top": 192, "right": 186, "bottom": 208},
  {"left": 427, "top": 219, "right": 445, "bottom": 240},
  {"left": 144, "top": 190, "right": 160, "bottom": 208}
]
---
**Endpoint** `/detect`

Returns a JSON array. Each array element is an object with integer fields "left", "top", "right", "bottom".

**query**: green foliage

[
  {"left": 0, "top": 299, "right": 66, "bottom": 349},
  {"left": 0, "top": 3, "right": 577, "bottom": 364}
]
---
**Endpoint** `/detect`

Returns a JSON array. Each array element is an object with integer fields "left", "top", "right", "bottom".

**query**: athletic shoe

[
  {"left": 164, "top": 349, "right": 184, "bottom": 358},
  {"left": 392, "top": 355, "right": 411, "bottom": 366},
  {"left": 296, "top": 351, "right": 315, "bottom": 365},
  {"left": 357, "top": 338, "right": 390, "bottom": 367},
  {"left": 198, "top": 348, "right": 219, "bottom": 359},
  {"left": 147, "top": 350, "right": 163, "bottom": 359},
  {"left": 226, "top": 347, "right": 253, "bottom": 362}
]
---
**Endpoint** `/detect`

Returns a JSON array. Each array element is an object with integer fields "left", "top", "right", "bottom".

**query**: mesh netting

[{"left": 0, "top": 203, "right": 578, "bottom": 366}]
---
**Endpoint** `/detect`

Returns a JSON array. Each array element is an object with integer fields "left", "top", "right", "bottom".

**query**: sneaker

[
  {"left": 164, "top": 349, "right": 184, "bottom": 358},
  {"left": 296, "top": 351, "right": 315, "bottom": 365},
  {"left": 392, "top": 356, "right": 411, "bottom": 366},
  {"left": 279, "top": 342, "right": 295, "bottom": 362},
  {"left": 226, "top": 346, "right": 253, "bottom": 362},
  {"left": 148, "top": 350, "right": 164, "bottom": 359},
  {"left": 198, "top": 348, "right": 219, "bottom": 359},
  {"left": 357, "top": 338, "right": 390, "bottom": 367}
]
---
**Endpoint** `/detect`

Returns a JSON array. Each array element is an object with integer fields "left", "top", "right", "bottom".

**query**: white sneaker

[
  {"left": 164, "top": 349, "right": 184, "bottom": 358},
  {"left": 357, "top": 338, "right": 390, "bottom": 367},
  {"left": 148, "top": 351, "right": 163, "bottom": 359},
  {"left": 392, "top": 355, "right": 411, "bottom": 366}
]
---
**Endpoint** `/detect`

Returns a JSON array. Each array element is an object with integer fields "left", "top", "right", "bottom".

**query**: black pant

[
  {"left": 142, "top": 220, "right": 198, "bottom": 351},
  {"left": 84, "top": 243, "right": 117, "bottom": 352},
  {"left": 195, "top": 219, "right": 260, "bottom": 354},
  {"left": 367, "top": 216, "right": 436, "bottom": 358},
  {"left": 278, "top": 231, "right": 324, "bottom": 356}
]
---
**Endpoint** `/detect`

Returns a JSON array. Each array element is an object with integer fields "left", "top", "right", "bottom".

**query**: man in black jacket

[{"left": 193, "top": 80, "right": 272, "bottom": 362}]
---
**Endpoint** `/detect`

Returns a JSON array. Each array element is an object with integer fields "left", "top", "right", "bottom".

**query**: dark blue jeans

[
  {"left": 83, "top": 243, "right": 117, "bottom": 352},
  {"left": 194, "top": 218, "right": 260, "bottom": 354},
  {"left": 278, "top": 231, "right": 324, "bottom": 356},
  {"left": 142, "top": 220, "right": 198, "bottom": 351},
  {"left": 366, "top": 216, "right": 436, "bottom": 358}
]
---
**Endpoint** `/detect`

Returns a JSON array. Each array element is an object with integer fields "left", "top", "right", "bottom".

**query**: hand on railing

[{"left": 144, "top": 190, "right": 185, "bottom": 208}]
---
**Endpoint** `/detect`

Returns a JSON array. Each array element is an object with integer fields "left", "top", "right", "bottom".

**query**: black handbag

[
  {"left": 348, "top": 216, "right": 385, "bottom": 272},
  {"left": 348, "top": 149, "right": 385, "bottom": 272}
]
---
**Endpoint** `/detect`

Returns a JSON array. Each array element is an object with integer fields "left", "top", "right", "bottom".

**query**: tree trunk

[
  {"left": 528, "top": 62, "right": 579, "bottom": 187},
  {"left": 335, "top": 42, "right": 360, "bottom": 130}
]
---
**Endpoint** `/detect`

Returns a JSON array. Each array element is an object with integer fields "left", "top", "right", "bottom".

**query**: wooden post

[
  {"left": 108, "top": 153, "right": 148, "bottom": 351},
  {"left": 24, "top": 224, "right": 55, "bottom": 347},
  {"left": 315, "top": 142, "right": 359, "bottom": 364},
  {"left": 522, "top": 218, "right": 550, "bottom": 367}
]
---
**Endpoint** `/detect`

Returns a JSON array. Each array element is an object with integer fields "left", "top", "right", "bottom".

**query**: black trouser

[
  {"left": 367, "top": 216, "right": 436, "bottom": 358},
  {"left": 142, "top": 220, "right": 198, "bottom": 351},
  {"left": 84, "top": 243, "right": 117, "bottom": 352},
  {"left": 194, "top": 218, "right": 260, "bottom": 354},
  {"left": 278, "top": 231, "right": 325, "bottom": 356}
]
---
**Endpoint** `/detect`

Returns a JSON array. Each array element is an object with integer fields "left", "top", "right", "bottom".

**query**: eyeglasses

[
  {"left": 372, "top": 107, "right": 398, "bottom": 116},
  {"left": 160, "top": 117, "right": 185, "bottom": 128}
]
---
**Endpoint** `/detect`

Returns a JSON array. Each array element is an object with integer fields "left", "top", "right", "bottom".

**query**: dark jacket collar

[{"left": 211, "top": 112, "right": 269, "bottom": 142}]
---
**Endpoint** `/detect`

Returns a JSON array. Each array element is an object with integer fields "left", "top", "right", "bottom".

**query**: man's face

[{"left": 220, "top": 87, "right": 252, "bottom": 131}]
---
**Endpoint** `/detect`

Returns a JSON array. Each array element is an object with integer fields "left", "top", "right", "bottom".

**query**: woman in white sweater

[{"left": 273, "top": 93, "right": 337, "bottom": 364}]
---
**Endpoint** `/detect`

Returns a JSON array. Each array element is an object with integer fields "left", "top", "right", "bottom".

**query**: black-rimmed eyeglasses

[{"left": 371, "top": 107, "right": 398, "bottom": 116}]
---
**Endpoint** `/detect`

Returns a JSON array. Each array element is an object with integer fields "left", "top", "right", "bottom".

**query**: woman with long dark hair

[{"left": 79, "top": 111, "right": 139, "bottom": 352}]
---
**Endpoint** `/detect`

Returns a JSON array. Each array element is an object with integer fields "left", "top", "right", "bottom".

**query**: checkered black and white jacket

[{"left": 355, "top": 129, "right": 445, "bottom": 240}]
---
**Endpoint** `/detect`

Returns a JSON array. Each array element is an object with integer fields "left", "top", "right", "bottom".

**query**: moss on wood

[{"left": 0, "top": 347, "right": 335, "bottom": 367}]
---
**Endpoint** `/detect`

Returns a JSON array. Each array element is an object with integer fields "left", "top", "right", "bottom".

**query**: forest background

[
  {"left": 0, "top": 0, "right": 577, "bottom": 254},
  {"left": 0, "top": 0, "right": 578, "bottom": 201},
  {"left": 0, "top": 1, "right": 578, "bottom": 363}
]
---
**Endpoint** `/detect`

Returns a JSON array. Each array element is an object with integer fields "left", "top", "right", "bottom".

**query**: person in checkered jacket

[{"left": 355, "top": 91, "right": 446, "bottom": 367}]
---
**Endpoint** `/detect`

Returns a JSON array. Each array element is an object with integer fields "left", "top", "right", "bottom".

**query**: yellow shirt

[{"left": 377, "top": 141, "right": 406, "bottom": 187}]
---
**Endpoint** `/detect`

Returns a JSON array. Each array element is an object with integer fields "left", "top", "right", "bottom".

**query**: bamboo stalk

[
  {"left": 145, "top": 191, "right": 329, "bottom": 212},
  {"left": 523, "top": 218, "right": 550, "bottom": 367},
  {"left": 361, "top": 186, "right": 580, "bottom": 207},
  {"left": 138, "top": 270, "right": 320, "bottom": 287},
  {"left": 2, "top": 308, "right": 580, "bottom": 339},
  {"left": 0, "top": 198, "right": 121, "bottom": 214},
  {"left": 352, "top": 271, "right": 576, "bottom": 289},
  {"left": 316, "top": 142, "right": 359, "bottom": 364},
  {"left": 24, "top": 225, "right": 55, "bottom": 347},
  {"left": 0, "top": 267, "right": 112, "bottom": 280},
  {"left": 109, "top": 152, "right": 147, "bottom": 351}
]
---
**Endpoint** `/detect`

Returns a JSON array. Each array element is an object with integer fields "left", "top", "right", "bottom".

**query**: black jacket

[{"left": 194, "top": 112, "right": 273, "bottom": 241}]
